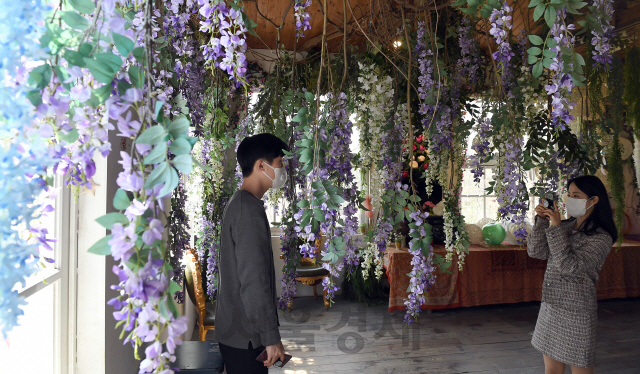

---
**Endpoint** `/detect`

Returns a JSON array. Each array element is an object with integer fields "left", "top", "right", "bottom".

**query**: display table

[{"left": 384, "top": 240, "right": 640, "bottom": 312}]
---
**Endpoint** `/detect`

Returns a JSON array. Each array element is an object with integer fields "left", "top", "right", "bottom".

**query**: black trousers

[{"left": 219, "top": 341, "right": 268, "bottom": 374}]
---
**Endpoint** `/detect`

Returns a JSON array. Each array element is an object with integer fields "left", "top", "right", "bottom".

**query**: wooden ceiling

[{"left": 243, "top": 0, "right": 640, "bottom": 54}]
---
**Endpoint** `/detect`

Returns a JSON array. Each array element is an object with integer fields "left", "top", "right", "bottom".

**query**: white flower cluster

[
  {"left": 360, "top": 242, "right": 384, "bottom": 281},
  {"left": 634, "top": 133, "right": 640, "bottom": 192},
  {"left": 354, "top": 62, "right": 395, "bottom": 209},
  {"left": 518, "top": 66, "right": 545, "bottom": 119},
  {"left": 185, "top": 129, "right": 225, "bottom": 237},
  {"left": 185, "top": 140, "right": 204, "bottom": 237}
]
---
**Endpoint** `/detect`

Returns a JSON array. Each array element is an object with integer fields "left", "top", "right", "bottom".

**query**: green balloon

[{"left": 482, "top": 222, "right": 506, "bottom": 245}]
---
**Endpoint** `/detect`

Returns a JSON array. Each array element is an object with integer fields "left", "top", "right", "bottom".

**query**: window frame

[{"left": 14, "top": 176, "right": 76, "bottom": 374}]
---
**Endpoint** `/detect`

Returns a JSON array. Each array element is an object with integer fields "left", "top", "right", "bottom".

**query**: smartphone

[
  {"left": 255, "top": 349, "right": 292, "bottom": 368},
  {"left": 542, "top": 192, "right": 557, "bottom": 209}
]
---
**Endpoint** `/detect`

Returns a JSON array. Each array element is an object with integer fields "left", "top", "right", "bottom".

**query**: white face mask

[
  {"left": 262, "top": 161, "right": 287, "bottom": 189},
  {"left": 566, "top": 196, "right": 595, "bottom": 218}
]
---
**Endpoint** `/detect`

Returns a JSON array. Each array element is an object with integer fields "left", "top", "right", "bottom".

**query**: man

[{"left": 215, "top": 133, "right": 289, "bottom": 373}]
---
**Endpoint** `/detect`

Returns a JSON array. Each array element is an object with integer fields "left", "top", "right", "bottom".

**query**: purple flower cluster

[
  {"left": 468, "top": 116, "right": 492, "bottom": 183},
  {"left": 457, "top": 20, "right": 481, "bottom": 88},
  {"left": 489, "top": 3, "right": 515, "bottom": 65},
  {"left": 374, "top": 113, "right": 405, "bottom": 254},
  {"left": 415, "top": 22, "right": 436, "bottom": 124},
  {"left": 545, "top": 9, "right": 576, "bottom": 130},
  {"left": 489, "top": 2, "right": 515, "bottom": 95},
  {"left": 294, "top": 0, "right": 312, "bottom": 40},
  {"left": 590, "top": 0, "right": 615, "bottom": 69},
  {"left": 404, "top": 210, "right": 436, "bottom": 325},
  {"left": 198, "top": 1, "right": 248, "bottom": 87},
  {"left": 496, "top": 136, "right": 528, "bottom": 243},
  {"left": 278, "top": 224, "right": 300, "bottom": 311},
  {"left": 326, "top": 92, "right": 361, "bottom": 272}
]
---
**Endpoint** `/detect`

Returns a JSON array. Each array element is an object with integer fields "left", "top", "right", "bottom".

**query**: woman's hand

[
  {"left": 534, "top": 203, "right": 548, "bottom": 219},
  {"left": 538, "top": 201, "right": 561, "bottom": 226}
]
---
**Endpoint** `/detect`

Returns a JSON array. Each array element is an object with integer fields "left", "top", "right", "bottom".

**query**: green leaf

[
  {"left": 169, "top": 280, "right": 181, "bottom": 295},
  {"left": 87, "top": 235, "right": 112, "bottom": 255},
  {"left": 92, "top": 84, "right": 112, "bottom": 105},
  {"left": 544, "top": 6, "right": 556, "bottom": 28},
  {"left": 299, "top": 148, "right": 313, "bottom": 163},
  {"left": 59, "top": 129, "right": 80, "bottom": 144},
  {"left": 313, "top": 208, "right": 325, "bottom": 222},
  {"left": 78, "top": 42, "right": 92, "bottom": 56},
  {"left": 155, "top": 101, "right": 164, "bottom": 121},
  {"left": 543, "top": 49, "right": 557, "bottom": 58},
  {"left": 143, "top": 142, "right": 167, "bottom": 165},
  {"left": 527, "top": 47, "right": 542, "bottom": 56},
  {"left": 574, "top": 52, "right": 585, "bottom": 66},
  {"left": 172, "top": 154, "right": 193, "bottom": 174},
  {"left": 528, "top": 53, "right": 539, "bottom": 64},
  {"left": 158, "top": 298, "right": 171, "bottom": 320},
  {"left": 113, "top": 189, "right": 131, "bottom": 210},
  {"left": 460, "top": 7, "right": 477, "bottom": 14},
  {"left": 117, "top": 80, "right": 132, "bottom": 97},
  {"left": 488, "top": 0, "right": 501, "bottom": 8},
  {"left": 132, "top": 47, "right": 146, "bottom": 66},
  {"left": 533, "top": 3, "right": 545, "bottom": 21},
  {"left": 532, "top": 61, "right": 543, "bottom": 77},
  {"left": 60, "top": 11, "right": 89, "bottom": 30},
  {"left": 394, "top": 211, "right": 405, "bottom": 224},
  {"left": 144, "top": 161, "right": 168, "bottom": 189},
  {"left": 158, "top": 166, "right": 179, "bottom": 197},
  {"left": 128, "top": 65, "right": 144, "bottom": 88},
  {"left": 546, "top": 38, "right": 558, "bottom": 48},
  {"left": 528, "top": 0, "right": 542, "bottom": 7},
  {"left": 26, "top": 90, "right": 42, "bottom": 106},
  {"left": 136, "top": 125, "right": 167, "bottom": 145},
  {"left": 304, "top": 91, "right": 315, "bottom": 102},
  {"left": 542, "top": 57, "right": 553, "bottom": 68},
  {"left": 528, "top": 35, "right": 544, "bottom": 45},
  {"left": 330, "top": 194, "right": 345, "bottom": 205},
  {"left": 241, "top": 11, "right": 259, "bottom": 38},
  {"left": 112, "top": 33, "right": 135, "bottom": 57},
  {"left": 67, "top": 0, "right": 95, "bottom": 14},
  {"left": 479, "top": 6, "right": 492, "bottom": 18},
  {"left": 94, "top": 52, "right": 122, "bottom": 71},
  {"left": 28, "top": 64, "right": 52, "bottom": 90},
  {"left": 297, "top": 200, "right": 310, "bottom": 209},
  {"left": 84, "top": 57, "right": 116, "bottom": 84},
  {"left": 167, "top": 116, "right": 190, "bottom": 139},
  {"left": 96, "top": 212, "right": 129, "bottom": 229},
  {"left": 169, "top": 138, "right": 191, "bottom": 155}
]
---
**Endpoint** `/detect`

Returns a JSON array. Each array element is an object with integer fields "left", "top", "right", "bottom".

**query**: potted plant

[
  {"left": 395, "top": 236, "right": 403, "bottom": 250},
  {"left": 359, "top": 223, "right": 366, "bottom": 234}
]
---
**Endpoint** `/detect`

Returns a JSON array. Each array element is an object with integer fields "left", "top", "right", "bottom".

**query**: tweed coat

[{"left": 527, "top": 216, "right": 613, "bottom": 368}]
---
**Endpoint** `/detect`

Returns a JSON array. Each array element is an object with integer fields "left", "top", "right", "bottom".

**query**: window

[
  {"left": 461, "top": 122, "right": 539, "bottom": 225},
  {"left": 460, "top": 166, "right": 500, "bottom": 225},
  {"left": 0, "top": 176, "right": 74, "bottom": 374}
]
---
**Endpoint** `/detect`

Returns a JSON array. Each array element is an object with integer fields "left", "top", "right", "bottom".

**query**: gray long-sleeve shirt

[{"left": 214, "top": 189, "right": 280, "bottom": 349}]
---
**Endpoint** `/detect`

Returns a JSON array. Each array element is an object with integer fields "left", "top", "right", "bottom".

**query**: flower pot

[
  {"left": 360, "top": 227, "right": 366, "bottom": 234},
  {"left": 395, "top": 242, "right": 402, "bottom": 250}
]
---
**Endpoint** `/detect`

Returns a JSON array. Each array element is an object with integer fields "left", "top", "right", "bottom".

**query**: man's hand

[{"left": 263, "top": 341, "right": 285, "bottom": 368}]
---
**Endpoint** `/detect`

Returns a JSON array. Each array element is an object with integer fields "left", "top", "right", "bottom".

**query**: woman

[{"left": 528, "top": 175, "right": 617, "bottom": 374}]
